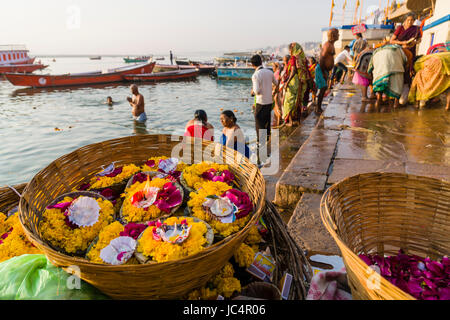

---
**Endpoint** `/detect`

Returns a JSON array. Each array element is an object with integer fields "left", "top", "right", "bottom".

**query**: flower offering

[
  {"left": 141, "top": 157, "right": 187, "bottom": 181},
  {"left": 187, "top": 181, "right": 253, "bottom": 238},
  {"left": 121, "top": 176, "right": 183, "bottom": 223},
  {"left": 88, "top": 163, "right": 140, "bottom": 190},
  {"left": 0, "top": 212, "right": 41, "bottom": 263},
  {"left": 136, "top": 217, "right": 210, "bottom": 263},
  {"left": 40, "top": 195, "right": 115, "bottom": 255},
  {"left": 182, "top": 162, "right": 235, "bottom": 191}
]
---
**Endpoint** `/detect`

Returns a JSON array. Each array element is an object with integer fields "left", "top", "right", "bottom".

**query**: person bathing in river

[
  {"left": 316, "top": 28, "right": 339, "bottom": 114},
  {"left": 127, "top": 84, "right": 147, "bottom": 122},
  {"left": 106, "top": 96, "right": 114, "bottom": 106},
  {"left": 220, "top": 110, "right": 250, "bottom": 159},
  {"left": 184, "top": 109, "right": 214, "bottom": 141}
]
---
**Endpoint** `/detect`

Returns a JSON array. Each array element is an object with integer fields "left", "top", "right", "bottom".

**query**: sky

[{"left": 0, "top": 0, "right": 387, "bottom": 55}]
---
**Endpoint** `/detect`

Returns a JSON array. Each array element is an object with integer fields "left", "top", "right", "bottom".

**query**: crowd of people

[{"left": 120, "top": 13, "right": 449, "bottom": 164}]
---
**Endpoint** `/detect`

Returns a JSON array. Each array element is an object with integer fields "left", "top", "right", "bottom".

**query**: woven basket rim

[
  {"left": 320, "top": 172, "right": 450, "bottom": 300},
  {"left": 18, "top": 134, "right": 265, "bottom": 270}
]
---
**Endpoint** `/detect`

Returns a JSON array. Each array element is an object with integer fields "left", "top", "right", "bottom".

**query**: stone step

[
  {"left": 287, "top": 193, "right": 340, "bottom": 256},
  {"left": 274, "top": 127, "right": 340, "bottom": 208}
]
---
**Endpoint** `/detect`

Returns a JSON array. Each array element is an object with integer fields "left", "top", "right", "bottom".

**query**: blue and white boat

[{"left": 216, "top": 66, "right": 255, "bottom": 80}]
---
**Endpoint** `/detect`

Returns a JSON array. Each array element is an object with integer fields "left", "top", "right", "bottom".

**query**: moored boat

[
  {"left": 153, "top": 64, "right": 196, "bottom": 72},
  {"left": 0, "top": 45, "right": 35, "bottom": 66},
  {"left": 216, "top": 66, "right": 255, "bottom": 80},
  {"left": 154, "top": 63, "right": 214, "bottom": 74},
  {"left": 0, "top": 63, "right": 48, "bottom": 74},
  {"left": 4, "top": 62, "right": 155, "bottom": 88},
  {"left": 124, "top": 56, "right": 152, "bottom": 63},
  {"left": 89, "top": 56, "right": 102, "bottom": 60},
  {"left": 124, "top": 69, "right": 199, "bottom": 82}
]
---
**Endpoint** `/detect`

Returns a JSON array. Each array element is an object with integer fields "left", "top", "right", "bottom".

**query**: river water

[{"left": 0, "top": 56, "right": 257, "bottom": 186}]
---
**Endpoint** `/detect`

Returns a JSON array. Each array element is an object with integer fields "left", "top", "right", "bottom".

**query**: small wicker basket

[
  {"left": 320, "top": 172, "right": 450, "bottom": 300},
  {"left": 19, "top": 134, "right": 265, "bottom": 299},
  {"left": 0, "top": 184, "right": 26, "bottom": 214}
]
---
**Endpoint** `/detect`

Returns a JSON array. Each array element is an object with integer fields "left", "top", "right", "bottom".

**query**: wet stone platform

[{"left": 273, "top": 84, "right": 450, "bottom": 256}]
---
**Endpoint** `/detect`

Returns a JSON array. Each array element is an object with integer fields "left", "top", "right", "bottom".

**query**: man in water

[
  {"left": 315, "top": 28, "right": 339, "bottom": 114},
  {"left": 127, "top": 84, "right": 147, "bottom": 122}
]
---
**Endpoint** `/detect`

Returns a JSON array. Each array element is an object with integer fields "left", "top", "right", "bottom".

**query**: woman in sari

[
  {"left": 390, "top": 13, "right": 421, "bottom": 84},
  {"left": 368, "top": 44, "right": 408, "bottom": 109},
  {"left": 281, "top": 43, "right": 310, "bottom": 126},
  {"left": 408, "top": 52, "right": 450, "bottom": 110},
  {"left": 352, "top": 48, "right": 373, "bottom": 101}
]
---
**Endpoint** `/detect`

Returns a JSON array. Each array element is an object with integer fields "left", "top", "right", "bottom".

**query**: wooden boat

[
  {"left": 154, "top": 63, "right": 214, "bottom": 74},
  {"left": 153, "top": 64, "right": 195, "bottom": 72},
  {"left": 124, "top": 69, "right": 199, "bottom": 82},
  {"left": 0, "top": 45, "right": 35, "bottom": 66},
  {"left": 0, "top": 63, "right": 48, "bottom": 74},
  {"left": 4, "top": 62, "right": 155, "bottom": 88},
  {"left": 124, "top": 56, "right": 152, "bottom": 63}
]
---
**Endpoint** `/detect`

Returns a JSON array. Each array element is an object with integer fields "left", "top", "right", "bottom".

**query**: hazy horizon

[{"left": 1, "top": 0, "right": 385, "bottom": 56}]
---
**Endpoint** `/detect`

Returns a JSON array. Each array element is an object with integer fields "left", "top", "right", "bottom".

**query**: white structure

[
  {"left": 418, "top": 0, "right": 450, "bottom": 55},
  {"left": 321, "top": 25, "right": 394, "bottom": 53},
  {"left": 0, "top": 45, "right": 34, "bottom": 65}
]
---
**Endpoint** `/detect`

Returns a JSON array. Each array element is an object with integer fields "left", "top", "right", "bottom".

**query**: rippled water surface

[{"left": 0, "top": 57, "right": 255, "bottom": 185}]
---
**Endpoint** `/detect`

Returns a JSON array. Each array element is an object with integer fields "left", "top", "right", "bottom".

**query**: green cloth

[
  {"left": 0, "top": 254, "right": 109, "bottom": 300},
  {"left": 368, "top": 44, "right": 407, "bottom": 99}
]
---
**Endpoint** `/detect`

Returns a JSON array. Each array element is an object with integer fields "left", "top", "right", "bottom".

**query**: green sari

[{"left": 282, "top": 43, "right": 309, "bottom": 121}]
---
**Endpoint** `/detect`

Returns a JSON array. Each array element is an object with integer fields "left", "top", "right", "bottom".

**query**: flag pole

[
  {"left": 359, "top": 0, "right": 363, "bottom": 24},
  {"left": 329, "top": 0, "right": 335, "bottom": 27}
]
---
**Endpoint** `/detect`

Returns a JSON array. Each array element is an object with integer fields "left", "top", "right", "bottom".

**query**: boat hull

[
  {"left": 124, "top": 69, "right": 199, "bottom": 82},
  {"left": 0, "top": 64, "right": 48, "bottom": 74},
  {"left": 154, "top": 64, "right": 214, "bottom": 74},
  {"left": 153, "top": 64, "right": 195, "bottom": 72},
  {"left": 216, "top": 67, "right": 254, "bottom": 80},
  {"left": 124, "top": 58, "right": 150, "bottom": 63},
  {"left": 4, "top": 62, "right": 155, "bottom": 88}
]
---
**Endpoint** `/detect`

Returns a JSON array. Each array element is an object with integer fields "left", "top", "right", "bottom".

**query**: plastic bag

[{"left": 0, "top": 254, "right": 109, "bottom": 300}]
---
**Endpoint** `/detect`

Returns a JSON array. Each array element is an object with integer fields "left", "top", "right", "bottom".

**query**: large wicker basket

[
  {"left": 19, "top": 134, "right": 265, "bottom": 299},
  {"left": 320, "top": 172, "right": 450, "bottom": 300}
]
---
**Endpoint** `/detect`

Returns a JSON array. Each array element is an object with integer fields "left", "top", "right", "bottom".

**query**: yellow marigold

[
  {"left": 121, "top": 178, "right": 172, "bottom": 223},
  {"left": 40, "top": 197, "right": 115, "bottom": 254},
  {"left": 86, "top": 221, "right": 124, "bottom": 264},
  {"left": 217, "top": 277, "right": 241, "bottom": 298},
  {"left": 186, "top": 262, "right": 238, "bottom": 300},
  {"left": 187, "top": 181, "right": 250, "bottom": 238},
  {"left": 136, "top": 217, "right": 207, "bottom": 263},
  {"left": 234, "top": 243, "right": 255, "bottom": 268},
  {"left": 141, "top": 156, "right": 187, "bottom": 173},
  {"left": 0, "top": 212, "right": 9, "bottom": 236},
  {"left": 182, "top": 162, "right": 232, "bottom": 190},
  {"left": 0, "top": 214, "right": 41, "bottom": 263},
  {"left": 89, "top": 163, "right": 141, "bottom": 189},
  {"left": 220, "top": 262, "right": 235, "bottom": 278},
  {"left": 245, "top": 225, "right": 262, "bottom": 245},
  {"left": 187, "top": 287, "right": 219, "bottom": 300}
]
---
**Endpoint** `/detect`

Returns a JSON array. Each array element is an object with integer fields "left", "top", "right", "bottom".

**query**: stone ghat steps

[{"left": 273, "top": 83, "right": 450, "bottom": 257}]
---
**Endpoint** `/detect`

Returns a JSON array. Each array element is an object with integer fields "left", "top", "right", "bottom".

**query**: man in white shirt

[
  {"left": 330, "top": 45, "right": 352, "bottom": 85},
  {"left": 250, "top": 54, "right": 278, "bottom": 165}
]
